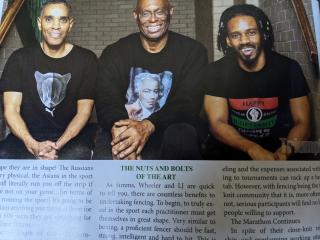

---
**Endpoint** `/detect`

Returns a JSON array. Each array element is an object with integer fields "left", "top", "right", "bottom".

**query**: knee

[
  {"left": 162, "top": 123, "right": 199, "bottom": 149},
  {"left": 0, "top": 147, "right": 10, "bottom": 159},
  {"left": 0, "top": 139, "right": 16, "bottom": 159},
  {"left": 163, "top": 123, "right": 198, "bottom": 141},
  {"left": 161, "top": 123, "right": 201, "bottom": 160},
  {"left": 70, "top": 146, "right": 92, "bottom": 160},
  {"left": 60, "top": 145, "right": 91, "bottom": 160},
  {"left": 92, "top": 129, "right": 113, "bottom": 160}
]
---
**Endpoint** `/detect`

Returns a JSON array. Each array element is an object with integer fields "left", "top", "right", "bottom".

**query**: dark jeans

[
  {"left": 202, "top": 135, "right": 319, "bottom": 160},
  {"left": 0, "top": 132, "right": 93, "bottom": 160},
  {"left": 93, "top": 123, "right": 205, "bottom": 160}
]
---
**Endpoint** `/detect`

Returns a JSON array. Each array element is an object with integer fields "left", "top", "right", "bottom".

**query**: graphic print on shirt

[
  {"left": 229, "top": 97, "right": 278, "bottom": 138},
  {"left": 35, "top": 71, "right": 71, "bottom": 117},
  {"left": 125, "top": 67, "right": 173, "bottom": 121}
]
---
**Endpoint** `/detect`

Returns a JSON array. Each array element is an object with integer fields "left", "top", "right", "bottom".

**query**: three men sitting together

[{"left": 0, "top": 0, "right": 311, "bottom": 160}]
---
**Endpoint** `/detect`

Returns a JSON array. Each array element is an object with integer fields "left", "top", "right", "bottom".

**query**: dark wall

[{"left": 260, "top": 0, "right": 320, "bottom": 138}]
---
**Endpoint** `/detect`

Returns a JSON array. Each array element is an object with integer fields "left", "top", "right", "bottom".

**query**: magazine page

[
  {"left": 0, "top": 160, "right": 319, "bottom": 239},
  {"left": 0, "top": 0, "right": 319, "bottom": 239}
]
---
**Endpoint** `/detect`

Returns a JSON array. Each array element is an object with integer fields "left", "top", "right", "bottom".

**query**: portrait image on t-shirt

[{"left": 125, "top": 67, "right": 172, "bottom": 121}]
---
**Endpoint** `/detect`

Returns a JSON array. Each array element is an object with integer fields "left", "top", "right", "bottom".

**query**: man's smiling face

[
  {"left": 134, "top": 0, "right": 173, "bottom": 42},
  {"left": 37, "top": 3, "right": 73, "bottom": 49},
  {"left": 226, "top": 15, "right": 263, "bottom": 66}
]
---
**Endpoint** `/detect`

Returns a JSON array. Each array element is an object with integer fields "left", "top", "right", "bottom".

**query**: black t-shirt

[
  {"left": 96, "top": 31, "right": 208, "bottom": 131},
  {"left": 204, "top": 51, "right": 309, "bottom": 147},
  {"left": 0, "top": 45, "right": 97, "bottom": 140}
]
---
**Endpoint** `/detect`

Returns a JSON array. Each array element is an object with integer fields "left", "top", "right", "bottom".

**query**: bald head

[
  {"left": 135, "top": 0, "right": 172, "bottom": 12},
  {"left": 134, "top": 0, "right": 173, "bottom": 51}
]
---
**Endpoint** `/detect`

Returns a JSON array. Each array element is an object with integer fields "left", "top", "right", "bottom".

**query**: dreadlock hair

[
  {"left": 217, "top": 4, "right": 274, "bottom": 56},
  {"left": 40, "top": 0, "right": 72, "bottom": 16}
]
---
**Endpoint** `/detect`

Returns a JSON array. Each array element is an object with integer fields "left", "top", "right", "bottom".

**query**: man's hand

[
  {"left": 111, "top": 119, "right": 155, "bottom": 159},
  {"left": 274, "top": 140, "right": 299, "bottom": 160},
  {"left": 24, "top": 139, "right": 58, "bottom": 160},
  {"left": 111, "top": 124, "right": 137, "bottom": 160},
  {"left": 38, "top": 141, "right": 59, "bottom": 160},
  {"left": 274, "top": 145, "right": 289, "bottom": 160},
  {"left": 247, "top": 144, "right": 275, "bottom": 160}
]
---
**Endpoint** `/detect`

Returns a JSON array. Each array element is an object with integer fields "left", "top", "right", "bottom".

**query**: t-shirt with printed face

[
  {"left": 125, "top": 68, "right": 173, "bottom": 121},
  {"left": 96, "top": 31, "right": 208, "bottom": 131},
  {"left": 204, "top": 51, "right": 309, "bottom": 149},
  {"left": 0, "top": 45, "right": 97, "bottom": 140}
]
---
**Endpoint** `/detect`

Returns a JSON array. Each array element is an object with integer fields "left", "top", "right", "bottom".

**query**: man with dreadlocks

[{"left": 204, "top": 4, "right": 310, "bottom": 160}]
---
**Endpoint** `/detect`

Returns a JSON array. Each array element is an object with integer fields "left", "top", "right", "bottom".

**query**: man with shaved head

[{"left": 94, "top": 0, "right": 208, "bottom": 160}]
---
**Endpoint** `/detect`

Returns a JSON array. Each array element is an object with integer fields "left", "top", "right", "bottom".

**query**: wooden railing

[
  {"left": 291, "top": 0, "right": 319, "bottom": 73},
  {"left": 0, "top": 0, "right": 25, "bottom": 45}
]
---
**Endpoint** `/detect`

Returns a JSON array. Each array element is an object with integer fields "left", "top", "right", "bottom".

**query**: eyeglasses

[{"left": 138, "top": 9, "right": 168, "bottom": 20}]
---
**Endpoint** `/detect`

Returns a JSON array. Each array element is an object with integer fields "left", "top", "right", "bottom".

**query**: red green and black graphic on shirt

[{"left": 229, "top": 97, "right": 278, "bottom": 138}]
